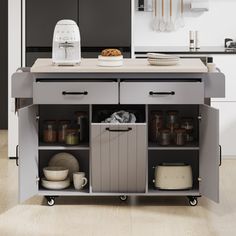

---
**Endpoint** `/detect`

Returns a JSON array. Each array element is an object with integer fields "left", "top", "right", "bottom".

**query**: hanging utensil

[
  {"left": 159, "top": 0, "right": 166, "bottom": 32},
  {"left": 176, "top": 0, "right": 185, "bottom": 29},
  {"left": 166, "top": 0, "right": 175, "bottom": 32},
  {"left": 154, "top": 0, "right": 159, "bottom": 31},
  {"left": 151, "top": 0, "right": 156, "bottom": 31}
]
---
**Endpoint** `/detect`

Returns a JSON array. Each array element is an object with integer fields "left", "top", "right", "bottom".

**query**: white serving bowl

[
  {"left": 43, "top": 166, "right": 69, "bottom": 181},
  {"left": 41, "top": 178, "right": 70, "bottom": 190}
]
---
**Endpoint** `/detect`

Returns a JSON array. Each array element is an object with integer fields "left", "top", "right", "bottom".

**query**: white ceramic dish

[
  {"left": 98, "top": 55, "right": 123, "bottom": 67},
  {"left": 43, "top": 166, "right": 69, "bottom": 181},
  {"left": 48, "top": 153, "right": 79, "bottom": 181},
  {"left": 148, "top": 59, "right": 180, "bottom": 66},
  {"left": 41, "top": 178, "right": 70, "bottom": 190},
  {"left": 147, "top": 53, "right": 179, "bottom": 60},
  {"left": 98, "top": 55, "right": 123, "bottom": 61}
]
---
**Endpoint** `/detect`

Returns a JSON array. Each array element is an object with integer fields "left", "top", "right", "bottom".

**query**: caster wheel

[
  {"left": 46, "top": 197, "right": 55, "bottom": 206},
  {"left": 189, "top": 198, "right": 198, "bottom": 207},
  {"left": 119, "top": 195, "right": 128, "bottom": 201}
]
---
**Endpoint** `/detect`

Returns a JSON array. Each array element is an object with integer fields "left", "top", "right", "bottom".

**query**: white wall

[
  {"left": 8, "top": 0, "right": 21, "bottom": 157},
  {"left": 134, "top": 0, "right": 236, "bottom": 47}
]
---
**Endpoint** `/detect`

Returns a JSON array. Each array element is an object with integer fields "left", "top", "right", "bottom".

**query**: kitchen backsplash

[{"left": 133, "top": 0, "right": 236, "bottom": 47}]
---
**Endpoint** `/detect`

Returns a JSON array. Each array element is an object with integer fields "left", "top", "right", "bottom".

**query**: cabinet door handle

[
  {"left": 149, "top": 91, "right": 175, "bottom": 96},
  {"left": 62, "top": 91, "right": 88, "bottom": 95},
  {"left": 219, "top": 145, "right": 222, "bottom": 166},
  {"left": 105, "top": 127, "right": 132, "bottom": 132}
]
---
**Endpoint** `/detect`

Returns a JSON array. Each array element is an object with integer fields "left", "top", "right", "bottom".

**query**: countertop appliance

[
  {"left": 52, "top": 20, "right": 81, "bottom": 66},
  {"left": 154, "top": 163, "right": 193, "bottom": 190}
]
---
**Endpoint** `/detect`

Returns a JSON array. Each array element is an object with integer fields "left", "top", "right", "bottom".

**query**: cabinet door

[
  {"left": 199, "top": 105, "right": 219, "bottom": 203},
  {"left": 78, "top": 0, "right": 131, "bottom": 47},
  {"left": 18, "top": 105, "right": 38, "bottom": 202},
  {"left": 26, "top": 0, "right": 78, "bottom": 47},
  {"left": 91, "top": 124, "right": 146, "bottom": 193}
]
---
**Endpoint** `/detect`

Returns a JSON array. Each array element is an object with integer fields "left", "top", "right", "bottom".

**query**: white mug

[{"left": 73, "top": 172, "right": 88, "bottom": 190}]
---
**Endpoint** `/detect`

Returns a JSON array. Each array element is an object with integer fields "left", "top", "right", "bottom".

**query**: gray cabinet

[
  {"left": 13, "top": 73, "right": 223, "bottom": 206},
  {"left": 91, "top": 124, "right": 147, "bottom": 193},
  {"left": 33, "top": 82, "right": 119, "bottom": 104},
  {"left": 26, "top": 0, "right": 78, "bottom": 47},
  {"left": 120, "top": 82, "right": 204, "bottom": 104},
  {"left": 199, "top": 105, "right": 219, "bottom": 202},
  {"left": 18, "top": 105, "right": 38, "bottom": 202}
]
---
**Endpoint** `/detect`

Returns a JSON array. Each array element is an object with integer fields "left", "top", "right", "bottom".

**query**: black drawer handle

[
  {"left": 62, "top": 91, "right": 88, "bottom": 95},
  {"left": 105, "top": 127, "right": 132, "bottom": 132},
  {"left": 149, "top": 91, "right": 175, "bottom": 96}
]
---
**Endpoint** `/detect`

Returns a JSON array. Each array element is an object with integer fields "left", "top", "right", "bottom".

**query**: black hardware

[
  {"left": 62, "top": 91, "right": 88, "bottom": 95},
  {"left": 149, "top": 91, "right": 175, "bottom": 96},
  {"left": 219, "top": 145, "right": 222, "bottom": 166},
  {"left": 105, "top": 127, "right": 132, "bottom": 132},
  {"left": 16, "top": 145, "right": 19, "bottom": 166}
]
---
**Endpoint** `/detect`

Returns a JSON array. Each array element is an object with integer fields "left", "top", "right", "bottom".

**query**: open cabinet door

[
  {"left": 18, "top": 105, "right": 38, "bottom": 202},
  {"left": 199, "top": 105, "right": 220, "bottom": 203}
]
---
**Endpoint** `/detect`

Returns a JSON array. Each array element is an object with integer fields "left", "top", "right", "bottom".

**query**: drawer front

[
  {"left": 120, "top": 82, "right": 204, "bottom": 104},
  {"left": 33, "top": 82, "right": 118, "bottom": 104},
  {"left": 91, "top": 124, "right": 147, "bottom": 193}
]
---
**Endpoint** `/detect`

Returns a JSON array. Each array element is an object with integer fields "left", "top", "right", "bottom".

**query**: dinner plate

[
  {"left": 148, "top": 59, "right": 180, "bottom": 66},
  {"left": 48, "top": 153, "right": 79, "bottom": 181},
  {"left": 147, "top": 53, "right": 180, "bottom": 60}
]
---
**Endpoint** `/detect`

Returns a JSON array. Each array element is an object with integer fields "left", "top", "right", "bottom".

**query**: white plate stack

[
  {"left": 98, "top": 55, "right": 123, "bottom": 67},
  {"left": 147, "top": 53, "right": 180, "bottom": 66}
]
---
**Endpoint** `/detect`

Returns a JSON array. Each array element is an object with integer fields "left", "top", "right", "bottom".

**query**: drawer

[
  {"left": 91, "top": 123, "right": 146, "bottom": 193},
  {"left": 33, "top": 82, "right": 118, "bottom": 104},
  {"left": 120, "top": 82, "right": 204, "bottom": 104}
]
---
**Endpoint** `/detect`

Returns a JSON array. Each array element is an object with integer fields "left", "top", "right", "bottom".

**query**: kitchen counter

[
  {"left": 11, "top": 57, "right": 225, "bottom": 206},
  {"left": 31, "top": 58, "right": 208, "bottom": 73},
  {"left": 135, "top": 46, "right": 236, "bottom": 55}
]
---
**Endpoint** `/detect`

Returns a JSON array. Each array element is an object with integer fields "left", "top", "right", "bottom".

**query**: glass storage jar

[
  {"left": 149, "top": 111, "right": 163, "bottom": 142},
  {"left": 159, "top": 129, "right": 171, "bottom": 146},
  {"left": 58, "top": 120, "right": 70, "bottom": 143},
  {"left": 174, "top": 128, "right": 186, "bottom": 146},
  {"left": 181, "top": 118, "right": 194, "bottom": 142},
  {"left": 166, "top": 110, "right": 179, "bottom": 140},
  {"left": 43, "top": 120, "right": 57, "bottom": 143},
  {"left": 66, "top": 128, "right": 79, "bottom": 145},
  {"left": 75, "top": 111, "right": 89, "bottom": 142}
]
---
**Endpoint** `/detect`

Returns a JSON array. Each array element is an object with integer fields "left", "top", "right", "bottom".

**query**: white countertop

[{"left": 31, "top": 58, "right": 208, "bottom": 73}]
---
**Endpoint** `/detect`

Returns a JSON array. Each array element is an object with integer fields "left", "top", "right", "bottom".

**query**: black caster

[
  {"left": 119, "top": 195, "right": 128, "bottom": 201},
  {"left": 45, "top": 196, "right": 55, "bottom": 206},
  {"left": 188, "top": 197, "right": 198, "bottom": 207}
]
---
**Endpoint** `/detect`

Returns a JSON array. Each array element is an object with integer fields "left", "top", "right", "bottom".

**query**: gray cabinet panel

[
  {"left": 33, "top": 82, "right": 119, "bottom": 104},
  {"left": 78, "top": 0, "right": 131, "bottom": 47},
  {"left": 199, "top": 105, "right": 219, "bottom": 203},
  {"left": 91, "top": 124, "right": 146, "bottom": 193},
  {"left": 18, "top": 105, "right": 38, "bottom": 202},
  {"left": 120, "top": 82, "right": 204, "bottom": 104},
  {"left": 26, "top": 0, "right": 78, "bottom": 47}
]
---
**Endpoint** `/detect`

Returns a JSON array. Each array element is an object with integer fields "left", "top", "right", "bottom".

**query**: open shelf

[
  {"left": 38, "top": 186, "right": 89, "bottom": 196},
  {"left": 38, "top": 142, "right": 90, "bottom": 150},
  {"left": 148, "top": 187, "right": 200, "bottom": 196},
  {"left": 148, "top": 142, "right": 199, "bottom": 150}
]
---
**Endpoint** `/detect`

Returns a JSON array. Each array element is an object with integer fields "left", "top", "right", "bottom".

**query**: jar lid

[
  {"left": 75, "top": 111, "right": 87, "bottom": 116},
  {"left": 59, "top": 120, "right": 71, "bottom": 124},
  {"left": 174, "top": 128, "right": 186, "bottom": 133},
  {"left": 160, "top": 128, "right": 171, "bottom": 133},
  {"left": 167, "top": 110, "right": 178, "bottom": 115},
  {"left": 151, "top": 110, "right": 162, "bottom": 114},
  {"left": 181, "top": 117, "right": 194, "bottom": 121},
  {"left": 44, "top": 120, "right": 56, "bottom": 124}
]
